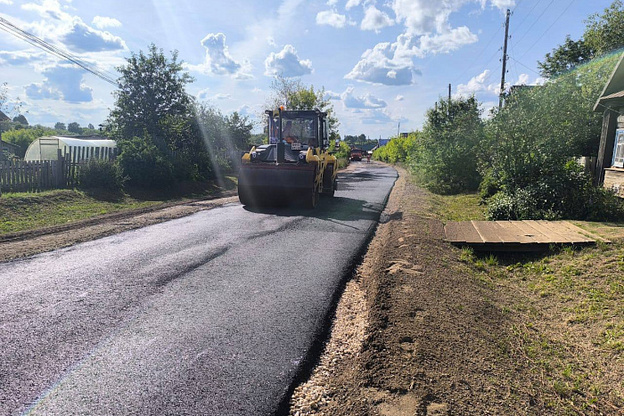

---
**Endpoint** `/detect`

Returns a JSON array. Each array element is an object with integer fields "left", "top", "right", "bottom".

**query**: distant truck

[{"left": 350, "top": 148, "right": 362, "bottom": 161}]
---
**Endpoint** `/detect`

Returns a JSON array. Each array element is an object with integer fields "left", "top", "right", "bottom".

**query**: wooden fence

[{"left": 0, "top": 146, "right": 118, "bottom": 193}]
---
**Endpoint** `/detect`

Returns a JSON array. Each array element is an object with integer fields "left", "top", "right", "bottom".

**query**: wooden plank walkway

[{"left": 444, "top": 220, "right": 608, "bottom": 251}]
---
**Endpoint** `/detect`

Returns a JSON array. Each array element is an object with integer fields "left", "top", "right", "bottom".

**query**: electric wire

[
  {"left": 0, "top": 16, "right": 120, "bottom": 87},
  {"left": 518, "top": 0, "right": 578, "bottom": 60},
  {"left": 512, "top": 0, "right": 555, "bottom": 47}
]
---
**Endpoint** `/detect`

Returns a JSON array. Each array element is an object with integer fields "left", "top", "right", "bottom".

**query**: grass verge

[
  {"left": 423, "top": 181, "right": 624, "bottom": 413},
  {"left": 0, "top": 176, "right": 237, "bottom": 235}
]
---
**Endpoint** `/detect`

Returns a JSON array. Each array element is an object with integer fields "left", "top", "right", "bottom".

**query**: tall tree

[
  {"left": 67, "top": 122, "right": 81, "bottom": 133},
  {"left": 54, "top": 122, "right": 66, "bottom": 131},
  {"left": 538, "top": 36, "right": 594, "bottom": 78},
  {"left": 268, "top": 75, "right": 339, "bottom": 135},
  {"left": 108, "top": 44, "right": 194, "bottom": 152},
  {"left": 225, "top": 111, "right": 253, "bottom": 150},
  {"left": 585, "top": 0, "right": 624, "bottom": 56},
  {"left": 538, "top": 1, "right": 624, "bottom": 79},
  {"left": 12, "top": 114, "right": 28, "bottom": 126}
]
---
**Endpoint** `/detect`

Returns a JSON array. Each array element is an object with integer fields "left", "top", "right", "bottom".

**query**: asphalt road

[{"left": 0, "top": 162, "right": 397, "bottom": 416}]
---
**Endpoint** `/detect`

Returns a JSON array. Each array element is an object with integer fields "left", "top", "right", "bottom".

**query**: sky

[{"left": 0, "top": 0, "right": 617, "bottom": 139}]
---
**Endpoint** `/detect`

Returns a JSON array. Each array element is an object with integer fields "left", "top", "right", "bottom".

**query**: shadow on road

[{"left": 243, "top": 196, "right": 383, "bottom": 223}]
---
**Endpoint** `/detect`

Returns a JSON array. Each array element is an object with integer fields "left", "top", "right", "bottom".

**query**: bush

[
  {"left": 117, "top": 136, "right": 175, "bottom": 189},
  {"left": 373, "top": 134, "right": 416, "bottom": 164},
  {"left": 77, "top": 159, "right": 125, "bottom": 191},
  {"left": 486, "top": 162, "right": 624, "bottom": 221},
  {"left": 409, "top": 97, "right": 484, "bottom": 194}
]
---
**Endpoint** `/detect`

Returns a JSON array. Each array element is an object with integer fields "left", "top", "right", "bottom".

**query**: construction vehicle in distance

[
  {"left": 238, "top": 108, "right": 338, "bottom": 208},
  {"left": 350, "top": 148, "right": 363, "bottom": 161}
]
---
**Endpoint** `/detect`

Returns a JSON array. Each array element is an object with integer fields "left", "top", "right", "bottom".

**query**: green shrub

[
  {"left": 77, "top": 159, "right": 125, "bottom": 191},
  {"left": 409, "top": 97, "right": 484, "bottom": 194},
  {"left": 117, "top": 136, "right": 174, "bottom": 189},
  {"left": 486, "top": 162, "right": 624, "bottom": 221}
]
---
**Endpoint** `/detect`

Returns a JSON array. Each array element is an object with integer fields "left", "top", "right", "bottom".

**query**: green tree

[
  {"left": 268, "top": 75, "right": 339, "bottom": 134},
  {"left": 225, "top": 111, "right": 253, "bottom": 150},
  {"left": 538, "top": 1, "right": 624, "bottom": 79},
  {"left": 108, "top": 44, "right": 194, "bottom": 153},
  {"left": 67, "top": 122, "right": 81, "bottom": 133},
  {"left": 88, "top": 123, "right": 95, "bottom": 130},
  {"left": 12, "top": 114, "right": 28, "bottom": 126},
  {"left": 585, "top": 0, "right": 624, "bottom": 56},
  {"left": 54, "top": 122, "right": 66, "bottom": 131},
  {"left": 538, "top": 36, "right": 594, "bottom": 78},
  {"left": 483, "top": 54, "right": 621, "bottom": 220}
]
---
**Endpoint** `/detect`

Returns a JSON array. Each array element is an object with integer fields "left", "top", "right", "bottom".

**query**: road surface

[{"left": 0, "top": 163, "right": 397, "bottom": 416}]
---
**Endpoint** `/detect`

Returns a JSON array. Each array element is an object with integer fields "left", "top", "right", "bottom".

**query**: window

[{"left": 612, "top": 129, "right": 624, "bottom": 168}]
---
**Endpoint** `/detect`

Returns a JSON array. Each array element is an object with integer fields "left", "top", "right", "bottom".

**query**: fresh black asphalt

[{"left": 0, "top": 163, "right": 397, "bottom": 416}]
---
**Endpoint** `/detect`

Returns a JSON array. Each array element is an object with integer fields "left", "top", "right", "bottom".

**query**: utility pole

[
  {"left": 397, "top": 122, "right": 400, "bottom": 137},
  {"left": 448, "top": 83, "right": 451, "bottom": 102},
  {"left": 499, "top": 8, "right": 510, "bottom": 110}
]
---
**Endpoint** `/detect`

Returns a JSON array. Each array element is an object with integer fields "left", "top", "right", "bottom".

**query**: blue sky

[{"left": 0, "top": 0, "right": 616, "bottom": 138}]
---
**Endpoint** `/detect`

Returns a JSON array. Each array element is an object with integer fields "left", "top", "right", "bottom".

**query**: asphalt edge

[
  {"left": 274, "top": 164, "right": 399, "bottom": 416},
  {"left": 0, "top": 190, "right": 238, "bottom": 243}
]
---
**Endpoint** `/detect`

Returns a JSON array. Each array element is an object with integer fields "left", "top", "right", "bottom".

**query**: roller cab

[{"left": 239, "top": 108, "right": 337, "bottom": 208}]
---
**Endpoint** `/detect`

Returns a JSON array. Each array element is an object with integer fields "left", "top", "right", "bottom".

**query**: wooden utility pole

[
  {"left": 448, "top": 83, "right": 451, "bottom": 102},
  {"left": 499, "top": 9, "right": 510, "bottom": 110}
]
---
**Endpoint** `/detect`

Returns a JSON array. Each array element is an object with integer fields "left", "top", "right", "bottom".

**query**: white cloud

[
  {"left": 21, "top": 0, "right": 126, "bottom": 53},
  {"left": 264, "top": 44, "right": 313, "bottom": 77},
  {"left": 316, "top": 9, "right": 347, "bottom": 28},
  {"left": 455, "top": 69, "right": 499, "bottom": 97},
  {"left": 325, "top": 90, "right": 342, "bottom": 100},
  {"left": 345, "top": 0, "right": 362, "bottom": 10},
  {"left": 341, "top": 87, "right": 387, "bottom": 109},
  {"left": 345, "top": 38, "right": 418, "bottom": 85},
  {"left": 361, "top": 5, "right": 394, "bottom": 32},
  {"left": 480, "top": 0, "right": 515, "bottom": 9},
  {"left": 395, "top": 95, "right": 404, "bottom": 101},
  {"left": 360, "top": 108, "right": 395, "bottom": 125},
  {"left": 0, "top": 0, "right": 13, "bottom": 4},
  {"left": 62, "top": 18, "right": 126, "bottom": 52},
  {"left": 197, "top": 88, "right": 210, "bottom": 101},
  {"left": 91, "top": 16, "right": 122, "bottom": 29},
  {"left": 26, "top": 64, "right": 93, "bottom": 103},
  {"left": 0, "top": 50, "right": 47, "bottom": 65},
  {"left": 189, "top": 33, "right": 252, "bottom": 79},
  {"left": 414, "top": 26, "right": 478, "bottom": 56}
]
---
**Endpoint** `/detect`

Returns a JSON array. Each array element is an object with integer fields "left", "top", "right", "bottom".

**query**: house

[
  {"left": 594, "top": 52, "right": 624, "bottom": 196},
  {"left": 0, "top": 139, "right": 21, "bottom": 159},
  {"left": 0, "top": 110, "right": 10, "bottom": 122}
]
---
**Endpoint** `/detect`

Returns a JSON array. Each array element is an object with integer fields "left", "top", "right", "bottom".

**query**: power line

[
  {"left": 510, "top": 0, "right": 541, "bottom": 34},
  {"left": 508, "top": 56, "right": 542, "bottom": 77},
  {"left": 512, "top": 0, "right": 555, "bottom": 47},
  {"left": 452, "top": 25, "right": 502, "bottom": 85},
  {"left": 0, "top": 16, "right": 119, "bottom": 87},
  {"left": 518, "top": 0, "right": 578, "bottom": 60}
]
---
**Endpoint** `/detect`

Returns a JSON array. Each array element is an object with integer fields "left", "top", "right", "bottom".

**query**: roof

[
  {"left": 36, "top": 136, "right": 116, "bottom": 147},
  {"left": 0, "top": 139, "right": 21, "bottom": 152},
  {"left": 594, "top": 52, "right": 624, "bottom": 112},
  {"left": 0, "top": 110, "right": 10, "bottom": 122}
]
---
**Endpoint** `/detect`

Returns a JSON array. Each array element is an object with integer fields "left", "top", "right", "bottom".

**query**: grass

[
  {"left": 421, "top": 177, "right": 624, "bottom": 413},
  {"left": 428, "top": 192, "right": 486, "bottom": 222},
  {"left": 0, "top": 175, "right": 237, "bottom": 235}
]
